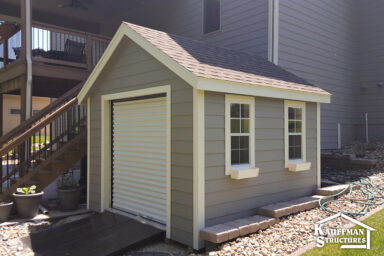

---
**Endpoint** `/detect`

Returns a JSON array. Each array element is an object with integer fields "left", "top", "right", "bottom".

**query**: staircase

[{"left": 0, "top": 83, "right": 86, "bottom": 200}]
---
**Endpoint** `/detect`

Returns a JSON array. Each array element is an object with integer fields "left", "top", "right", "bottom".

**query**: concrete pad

[
  {"left": 316, "top": 184, "right": 349, "bottom": 196},
  {"left": 200, "top": 224, "right": 239, "bottom": 243}
]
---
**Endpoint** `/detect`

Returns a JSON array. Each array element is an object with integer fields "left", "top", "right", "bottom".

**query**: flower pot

[
  {"left": 13, "top": 192, "right": 44, "bottom": 218},
  {"left": 0, "top": 202, "right": 14, "bottom": 222},
  {"left": 57, "top": 187, "right": 81, "bottom": 211}
]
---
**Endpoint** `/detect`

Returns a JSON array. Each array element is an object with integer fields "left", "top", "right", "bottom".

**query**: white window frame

[
  {"left": 225, "top": 94, "right": 255, "bottom": 175},
  {"left": 284, "top": 100, "right": 311, "bottom": 171}
]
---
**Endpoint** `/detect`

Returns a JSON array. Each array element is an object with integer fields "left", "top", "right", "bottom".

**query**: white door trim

[{"left": 100, "top": 85, "right": 171, "bottom": 238}]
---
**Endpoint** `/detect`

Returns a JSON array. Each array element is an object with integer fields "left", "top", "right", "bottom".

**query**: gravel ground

[
  {"left": 0, "top": 220, "right": 51, "bottom": 256},
  {"left": 2, "top": 141, "right": 384, "bottom": 256},
  {"left": 205, "top": 141, "right": 384, "bottom": 256}
]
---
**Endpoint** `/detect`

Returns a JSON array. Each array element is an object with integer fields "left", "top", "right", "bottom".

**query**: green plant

[
  {"left": 16, "top": 185, "right": 37, "bottom": 195},
  {"left": 57, "top": 171, "right": 79, "bottom": 189}
]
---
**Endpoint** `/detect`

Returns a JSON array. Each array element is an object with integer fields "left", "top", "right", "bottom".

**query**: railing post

[
  {"left": 86, "top": 35, "right": 92, "bottom": 71},
  {"left": 4, "top": 39, "right": 8, "bottom": 66}
]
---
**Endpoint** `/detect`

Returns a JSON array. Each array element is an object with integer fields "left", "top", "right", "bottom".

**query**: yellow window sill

[
  {"left": 229, "top": 165, "right": 260, "bottom": 179},
  {"left": 287, "top": 160, "right": 312, "bottom": 172}
]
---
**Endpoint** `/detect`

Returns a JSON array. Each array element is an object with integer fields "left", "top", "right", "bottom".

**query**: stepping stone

[
  {"left": 316, "top": 184, "right": 349, "bottom": 196},
  {"left": 258, "top": 202, "right": 295, "bottom": 218},
  {"left": 200, "top": 224, "right": 239, "bottom": 243},
  {"left": 200, "top": 215, "right": 278, "bottom": 243},
  {"left": 246, "top": 215, "right": 278, "bottom": 230},
  {"left": 288, "top": 196, "right": 319, "bottom": 212}
]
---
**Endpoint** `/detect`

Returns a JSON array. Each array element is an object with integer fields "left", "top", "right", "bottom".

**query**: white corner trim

[
  {"left": 230, "top": 167, "right": 259, "bottom": 179},
  {"left": 86, "top": 97, "right": 91, "bottom": 210},
  {"left": 268, "top": 0, "right": 279, "bottom": 64},
  {"left": 225, "top": 94, "right": 255, "bottom": 176},
  {"left": 317, "top": 102, "right": 321, "bottom": 188},
  {"left": 193, "top": 89, "right": 205, "bottom": 250},
  {"left": 100, "top": 95, "right": 112, "bottom": 212},
  {"left": 284, "top": 100, "right": 306, "bottom": 168},
  {"left": 100, "top": 85, "right": 172, "bottom": 239},
  {"left": 198, "top": 78, "right": 331, "bottom": 104}
]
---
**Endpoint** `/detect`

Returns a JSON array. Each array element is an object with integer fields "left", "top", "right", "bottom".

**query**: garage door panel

[{"left": 112, "top": 97, "right": 167, "bottom": 224}]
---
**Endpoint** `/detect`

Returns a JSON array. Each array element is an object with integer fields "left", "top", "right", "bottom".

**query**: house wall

[
  {"left": 87, "top": 38, "right": 194, "bottom": 247},
  {"left": 204, "top": 91, "right": 318, "bottom": 226},
  {"left": 355, "top": 1, "right": 384, "bottom": 141},
  {"left": 2, "top": 94, "right": 50, "bottom": 135},
  {"left": 278, "top": 0, "right": 359, "bottom": 149},
  {"left": 161, "top": 0, "right": 269, "bottom": 59}
]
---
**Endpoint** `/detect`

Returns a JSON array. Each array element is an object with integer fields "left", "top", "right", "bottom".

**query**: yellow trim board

[{"left": 77, "top": 23, "right": 331, "bottom": 105}]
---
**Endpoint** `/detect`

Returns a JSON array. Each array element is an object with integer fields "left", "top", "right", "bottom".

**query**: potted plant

[
  {"left": 0, "top": 200, "right": 14, "bottom": 222},
  {"left": 13, "top": 185, "right": 43, "bottom": 218},
  {"left": 57, "top": 171, "right": 81, "bottom": 211}
]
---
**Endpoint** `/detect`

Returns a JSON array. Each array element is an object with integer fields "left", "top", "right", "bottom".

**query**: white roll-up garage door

[{"left": 112, "top": 95, "right": 167, "bottom": 224}]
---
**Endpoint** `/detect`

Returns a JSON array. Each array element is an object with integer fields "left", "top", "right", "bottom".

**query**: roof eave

[{"left": 196, "top": 77, "right": 331, "bottom": 104}]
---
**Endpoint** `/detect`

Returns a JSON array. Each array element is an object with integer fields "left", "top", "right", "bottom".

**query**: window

[
  {"left": 203, "top": 0, "right": 221, "bottom": 34},
  {"left": 288, "top": 107, "right": 303, "bottom": 160},
  {"left": 10, "top": 109, "right": 21, "bottom": 115},
  {"left": 225, "top": 95, "right": 255, "bottom": 176},
  {"left": 285, "top": 101, "right": 311, "bottom": 172}
]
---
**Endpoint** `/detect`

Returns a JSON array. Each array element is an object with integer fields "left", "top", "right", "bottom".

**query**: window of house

[
  {"left": 10, "top": 109, "right": 21, "bottom": 115},
  {"left": 203, "top": 0, "right": 221, "bottom": 34},
  {"left": 225, "top": 95, "right": 255, "bottom": 175},
  {"left": 285, "top": 101, "right": 306, "bottom": 164}
]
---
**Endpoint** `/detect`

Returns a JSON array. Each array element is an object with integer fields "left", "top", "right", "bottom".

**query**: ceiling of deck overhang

[{"left": 0, "top": 0, "right": 171, "bottom": 36}]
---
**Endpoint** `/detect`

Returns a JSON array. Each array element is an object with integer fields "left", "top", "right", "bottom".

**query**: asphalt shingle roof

[{"left": 125, "top": 22, "right": 330, "bottom": 95}]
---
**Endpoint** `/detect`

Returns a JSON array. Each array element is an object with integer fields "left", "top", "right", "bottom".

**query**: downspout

[
  {"left": 268, "top": 0, "right": 279, "bottom": 64},
  {"left": 25, "top": 0, "right": 32, "bottom": 119}
]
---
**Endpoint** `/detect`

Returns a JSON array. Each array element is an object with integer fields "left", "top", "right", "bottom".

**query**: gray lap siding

[
  {"left": 204, "top": 92, "right": 318, "bottom": 226},
  {"left": 87, "top": 38, "right": 194, "bottom": 246}
]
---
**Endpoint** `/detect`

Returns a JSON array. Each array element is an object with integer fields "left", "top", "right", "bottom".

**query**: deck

[{"left": 22, "top": 211, "right": 164, "bottom": 256}]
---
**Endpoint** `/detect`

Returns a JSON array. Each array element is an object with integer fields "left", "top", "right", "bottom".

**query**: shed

[{"left": 77, "top": 22, "right": 331, "bottom": 249}]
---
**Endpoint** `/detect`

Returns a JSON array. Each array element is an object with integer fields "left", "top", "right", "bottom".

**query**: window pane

[
  {"left": 231, "top": 103, "right": 240, "bottom": 118},
  {"left": 239, "top": 136, "right": 249, "bottom": 149},
  {"left": 288, "top": 107, "right": 295, "bottom": 120},
  {"left": 231, "top": 150, "right": 240, "bottom": 164},
  {"left": 231, "top": 119, "right": 240, "bottom": 133},
  {"left": 296, "top": 108, "right": 302, "bottom": 120},
  {"left": 288, "top": 121, "right": 295, "bottom": 132},
  {"left": 295, "top": 121, "right": 302, "bottom": 133},
  {"left": 239, "top": 149, "right": 249, "bottom": 163},
  {"left": 289, "top": 135, "right": 302, "bottom": 159},
  {"left": 204, "top": 0, "right": 220, "bottom": 34},
  {"left": 241, "top": 119, "right": 249, "bottom": 133},
  {"left": 289, "top": 135, "right": 301, "bottom": 147},
  {"left": 231, "top": 136, "right": 240, "bottom": 150},
  {"left": 241, "top": 104, "right": 249, "bottom": 118}
]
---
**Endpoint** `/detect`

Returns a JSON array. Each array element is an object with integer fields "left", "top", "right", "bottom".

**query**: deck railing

[
  {"left": 0, "top": 20, "right": 110, "bottom": 71},
  {"left": 31, "top": 22, "right": 110, "bottom": 70},
  {"left": 0, "top": 83, "right": 86, "bottom": 196}
]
